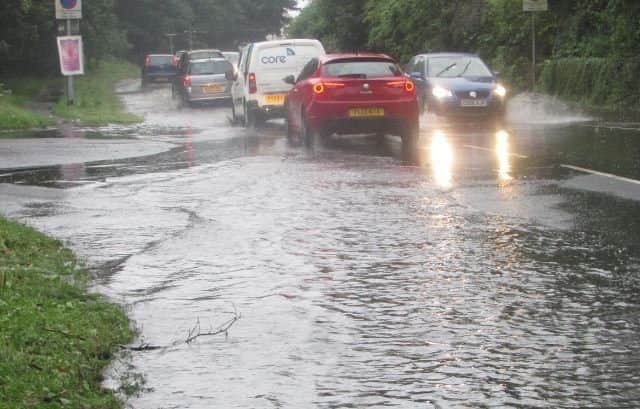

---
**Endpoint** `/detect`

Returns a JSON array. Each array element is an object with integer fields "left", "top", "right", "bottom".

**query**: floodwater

[{"left": 2, "top": 82, "right": 640, "bottom": 408}]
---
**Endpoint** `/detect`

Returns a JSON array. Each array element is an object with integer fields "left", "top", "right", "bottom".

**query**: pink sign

[{"left": 57, "top": 36, "right": 84, "bottom": 76}]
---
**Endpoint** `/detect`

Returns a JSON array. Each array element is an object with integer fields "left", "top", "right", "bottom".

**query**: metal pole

[
  {"left": 531, "top": 13, "right": 536, "bottom": 91},
  {"left": 66, "top": 19, "right": 74, "bottom": 105}
]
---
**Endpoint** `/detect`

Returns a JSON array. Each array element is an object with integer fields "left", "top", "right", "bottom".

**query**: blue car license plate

[{"left": 461, "top": 99, "right": 488, "bottom": 107}]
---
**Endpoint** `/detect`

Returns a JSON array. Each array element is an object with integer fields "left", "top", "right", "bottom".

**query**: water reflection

[
  {"left": 496, "top": 130, "right": 513, "bottom": 183},
  {"left": 431, "top": 131, "right": 454, "bottom": 188}
]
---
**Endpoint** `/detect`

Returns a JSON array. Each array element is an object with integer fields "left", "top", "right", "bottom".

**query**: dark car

[
  {"left": 406, "top": 53, "right": 507, "bottom": 119},
  {"left": 141, "top": 54, "right": 176, "bottom": 87},
  {"left": 173, "top": 58, "right": 233, "bottom": 106}
]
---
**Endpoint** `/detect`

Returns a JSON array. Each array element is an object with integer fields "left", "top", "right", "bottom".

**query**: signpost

[
  {"left": 523, "top": 0, "right": 548, "bottom": 90},
  {"left": 55, "top": 0, "right": 82, "bottom": 105}
]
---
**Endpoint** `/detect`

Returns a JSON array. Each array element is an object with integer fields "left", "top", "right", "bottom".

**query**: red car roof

[{"left": 321, "top": 53, "right": 396, "bottom": 63}]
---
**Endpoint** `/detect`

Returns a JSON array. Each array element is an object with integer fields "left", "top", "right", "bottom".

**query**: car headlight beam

[
  {"left": 432, "top": 86, "right": 453, "bottom": 99},
  {"left": 494, "top": 84, "right": 507, "bottom": 98}
]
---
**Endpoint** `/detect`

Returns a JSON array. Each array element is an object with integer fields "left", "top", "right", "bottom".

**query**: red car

[{"left": 284, "top": 53, "right": 420, "bottom": 146}]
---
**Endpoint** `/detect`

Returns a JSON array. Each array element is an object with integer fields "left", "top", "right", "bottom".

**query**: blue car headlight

[{"left": 432, "top": 86, "right": 453, "bottom": 99}]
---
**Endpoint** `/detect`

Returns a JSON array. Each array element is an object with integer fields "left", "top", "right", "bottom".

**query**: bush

[{"left": 539, "top": 57, "right": 640, "bottom": 110}]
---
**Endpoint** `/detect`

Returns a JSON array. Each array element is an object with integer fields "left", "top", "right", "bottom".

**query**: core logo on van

[{"left": 261, "top": 48, "right": 296, "bottom": 65}]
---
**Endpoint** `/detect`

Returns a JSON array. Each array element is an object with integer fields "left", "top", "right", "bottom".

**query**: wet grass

[
  {"left": 0, "top": 216, "right": 134, "bottom": 408},
  {"left": 0, "top": 79, "right": 56, "bottom": 131},
  {"left": 53, "top": 60, "right": 143, "bottom": 126}
]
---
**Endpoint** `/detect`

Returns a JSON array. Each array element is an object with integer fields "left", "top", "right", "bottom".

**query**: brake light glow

[
  {"left": 183, "top": 75, "right": 191, "bottom": 87},
  {"left": 145, "top": 56, "right": 151, "bottom": 66},
  {"left": 405, "top": 81, "right": 415, "bottom": 92},
  {"left": 386, "top": 80, "right": 415, "bottom": 92},
  {"left": 248, "top": 73, "right": 257, "bottom": 94},
  {"left": 313, "top": 83, "right": 325, "bottom": 94}
]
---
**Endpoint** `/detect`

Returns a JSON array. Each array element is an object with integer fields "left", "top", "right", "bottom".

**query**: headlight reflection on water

[
  {"left": 496, "top": 130, "right": 512, "bottom": 183},
  {"left": 431, "top": 131, "right": 454, "bottom": 189}
]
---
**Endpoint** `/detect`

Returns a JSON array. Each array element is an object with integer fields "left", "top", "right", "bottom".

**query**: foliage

[
  {"left": 540, "top": 57, "right": 640, "bottom": 111},
  {"left": 0, "top": 78, "right": 57, "bottom": 131},
  {"left": 289, "top": 0, "right": 640, "bottom": 105},
  {"left": 0, "top": 216, "right": 134, "bottom": 408},
  {"left": 116, "top": 0, "right": 297, "bottom": 61},
  {"left": 53, "top": 60, "right": 143, "bottom": 125}
]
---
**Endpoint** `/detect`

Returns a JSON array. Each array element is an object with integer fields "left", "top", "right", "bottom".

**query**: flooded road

[{"left": 2, "top": 83, "right": 640, "bottom": 408}]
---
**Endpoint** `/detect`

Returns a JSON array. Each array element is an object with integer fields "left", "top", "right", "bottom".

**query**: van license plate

[
  {"left": 349, "top": 108, "right": 385, "bottom": 117},
  {"left": 461, "top": 99, "right": 487, "bottom": 107},
  {"left": 265, "top": 94, "right": 286, "bottom": 105},
  {"left": 204, "top": 85, "right": 224, "bottom": 93}
]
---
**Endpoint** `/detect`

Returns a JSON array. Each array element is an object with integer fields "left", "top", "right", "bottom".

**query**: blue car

[{"left": 405, "top": 53, "right": 507, "bottom": 119}]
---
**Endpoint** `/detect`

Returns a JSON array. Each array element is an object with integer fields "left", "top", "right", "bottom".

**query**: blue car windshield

[{"left": 428, "top": 57, "right": 492, "bottom": 78}]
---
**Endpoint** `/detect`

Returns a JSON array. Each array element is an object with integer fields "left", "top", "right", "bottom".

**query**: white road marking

[
  {"left": 561, "top": 164, "right": 640, "bottom": 186},
  {"left": 463, "top": 144, "right": 529, "bottom": 159}
]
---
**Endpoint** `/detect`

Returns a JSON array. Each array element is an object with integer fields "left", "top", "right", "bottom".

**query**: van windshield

[{"left": 189, "top": 60, "right": 232, "bottom": 75}]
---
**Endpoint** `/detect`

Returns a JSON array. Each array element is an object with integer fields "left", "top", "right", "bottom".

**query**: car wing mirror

[
  {"left": 225, "top": 70, "right": 237, "bottom": 81},
  {"left": 493, "top": 71, "right": 501, "bottom": 79},
  {"left": 410, "top": 72, "right": 425, "bottom": 80},
  {"left": 283, "top": 75, "right": 296, "bottom": 85}
]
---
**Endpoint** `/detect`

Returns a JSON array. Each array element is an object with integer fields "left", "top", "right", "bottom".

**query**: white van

[{"left": 230, "top": 39, "right": 325, "bottom": 126}]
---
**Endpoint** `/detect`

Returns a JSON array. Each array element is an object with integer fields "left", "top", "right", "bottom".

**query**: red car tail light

[
  {"left": 313, "top": 83, "right": 325, "bottom": 94},
  {"left": 183, "top": 75, "right": 191, "bottom": 87},
  {"left": 145, "top": 56, "right": 151, "bottom": 66},
  {"left": 405, "top": 80, "right": 415, "bottom": 92},
  {"left": 248, "top": 73, "right": 257, "bottom": 94},
  {"left": 386, "top": 80, "right": 415, "bottom": 92}
]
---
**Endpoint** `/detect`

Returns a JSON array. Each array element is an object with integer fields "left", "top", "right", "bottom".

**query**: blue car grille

[{"left": 455, "top": 90, "right": 490, "bottom": 99}]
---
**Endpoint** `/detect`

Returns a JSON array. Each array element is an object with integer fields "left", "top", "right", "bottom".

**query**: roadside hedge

[{"left": 539, "top": 57, "right": 640, "bottom": 111}]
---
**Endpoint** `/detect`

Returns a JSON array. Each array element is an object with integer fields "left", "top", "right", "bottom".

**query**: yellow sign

[
  {"left": 523, "top": 0, "right": 548, "bottom": 11},
  {"left": 204, "top": 85, "right": 224, "bottom": 93}
]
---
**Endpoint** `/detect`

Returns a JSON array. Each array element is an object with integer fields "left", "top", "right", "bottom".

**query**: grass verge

[
  {"left": 53, "top": 59, "right": 143, "bottom": 125},
  {"left": 0, "top": 216, "right": 134, "bottom": 408},
  {"left": 0, "top": 79, "right": 56, "bottom": 131}
]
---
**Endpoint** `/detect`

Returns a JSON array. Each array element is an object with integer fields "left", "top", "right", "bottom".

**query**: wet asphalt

[{"left": 1, "top": 82, "right": 640, "bottom": 408}]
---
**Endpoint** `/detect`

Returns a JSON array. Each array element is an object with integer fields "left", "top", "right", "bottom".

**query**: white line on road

[
  {"left": 561, "top": 164, "right": 640, "bottom": 186},
  {"left": 463, "top": 145, "right": 529, "bottom": 159}
]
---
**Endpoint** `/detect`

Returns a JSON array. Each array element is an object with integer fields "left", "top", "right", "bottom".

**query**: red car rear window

[{"left": 322, "top": 59, "right": 402, "bottom": 78}]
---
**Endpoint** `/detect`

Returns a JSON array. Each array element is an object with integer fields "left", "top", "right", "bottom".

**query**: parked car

[
  {"left": 173, "top": 58, "right": 234, "bottom": 106},
  {"left": 229, "top": 39, "right": 326, "bottom": 127},
  {"left": 405, "top": 52, "right": 507, "bottom": 119},
  {"left": 284, "top": 53, "right": 419, "bottom": 146},
  {"left": 141, "top": 54, "right": 176, "bottom": 87},
  {"left": 222, "top": 51, "right": 240, "bottom": 69}
]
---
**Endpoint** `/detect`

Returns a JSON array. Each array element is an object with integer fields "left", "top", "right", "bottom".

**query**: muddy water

[{"left": 2, "top": 84, "right": 640, "bottom": 408}]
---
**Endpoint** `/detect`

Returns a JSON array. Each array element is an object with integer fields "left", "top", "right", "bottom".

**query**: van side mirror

[
  {"left": 493, "top": 71, "right": 501, "bottom": 78},
  {"left": 410, "top": 72, "right": 425, "bottom": 80},
  {"left": 225, "top": 70, "right": 237, "bottom": 81},
  {"left": 283, "top": 75, "right": 296, "bottom": 85}
]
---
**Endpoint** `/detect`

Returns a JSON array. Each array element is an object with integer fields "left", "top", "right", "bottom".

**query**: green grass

[
  {"left": 0, "top": 216, "right": 134, "bottom": 409},
  {"left": 0, "top": 79, "right": 56, "bottom": 131},
  {"left": 53, "top": 60, "right": 143, "bottom": 125},
  {"left": 0, "top": 97, "right": 55, "bottom": 131}
]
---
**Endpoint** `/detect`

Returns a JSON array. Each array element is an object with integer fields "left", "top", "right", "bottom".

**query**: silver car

[{"left": 174, "top": 58, "right": 234, "bottom": 105}]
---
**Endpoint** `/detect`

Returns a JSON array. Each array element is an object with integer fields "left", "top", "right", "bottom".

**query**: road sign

[
  {"left": 55, "top": 0, "right": 82, "bottom": 19},
  {"left": 57, "top": 35, "right": 84, "bottom": 76},
  {"left": 523, "top": 0, "right": 548, "bottom": 12}
]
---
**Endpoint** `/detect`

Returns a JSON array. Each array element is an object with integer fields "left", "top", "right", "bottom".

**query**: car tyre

[
  {"left": 401, "top": 121, "right": 419, "bottom": 149},
  {"left": 301, "top": 111, "right": 318, "bottom": 147}
]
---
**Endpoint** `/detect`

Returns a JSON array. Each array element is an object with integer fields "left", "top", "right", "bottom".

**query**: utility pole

[
  {"left": 66, "top": 19, "right": 74, "bottom": 105},
  {"left": 166, "top": 33, "right": 177, "bottom": 54},
  {"left": 531, "top": 13, "right": 536, "bottom": 91}
]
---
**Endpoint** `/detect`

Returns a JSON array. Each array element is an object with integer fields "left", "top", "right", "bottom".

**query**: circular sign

[{"left": 60, "top": 0, "right": 78, "bottom": 9}]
